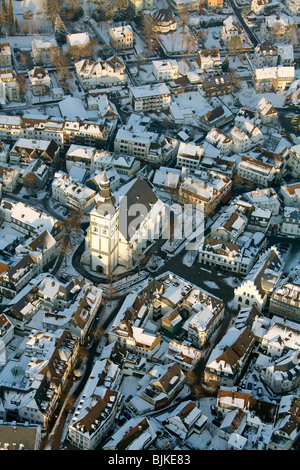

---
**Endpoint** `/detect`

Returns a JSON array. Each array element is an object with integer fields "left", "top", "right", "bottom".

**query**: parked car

[
  {"left": 257, "top": 387, "right": 262, "bottom": 397},
  {"left": 212, "top": 418, "right": 221, "bottom": 427}
]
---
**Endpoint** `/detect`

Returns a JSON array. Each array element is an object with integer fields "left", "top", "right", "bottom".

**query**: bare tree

[
  {"left": 16, "top": 72, "right": 27, "bottom": 100},
  {"left": 227, "top": 35, "right": 243, "bottom": 62},
  {"left": 142, "top": 13, "right": 158, "bottom": 53}
]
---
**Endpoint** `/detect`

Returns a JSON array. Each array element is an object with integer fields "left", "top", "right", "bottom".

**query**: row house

[
  {"left": 176, "top": 141, "right": 204, "bottom": 170},
  {"left": 22, "top": 158, "right": 49, "bottom": 191},
  {"left": 280, "top": 206, "right": 300, "bottom": 237},
  {"left": 252, "top": 66, "right": 295, "bottom": 92},
  {"left": 0, "top": 69, "right": 20, "bottom": 104},
  {"left": 184, "top": 289, "right": 225, "bottom": 348},
  {"left": 0, "top": 115, "right": 113, "bottom": 150},
  {"left": 269, "top": 281, "right": 300, "bottom": 323},
  {"left": 244, "top": 187, "right": 281, "bottom": 216},
  {"left": 0, "top": 43, "right": 12, "bottom": 68},
  {"left": 109, "top": 25, "right": 134, "bottom": 50},
  {"left": 198, "top": 236, "right": 255, "bottom": 275},
  {"left": 233, "top": 246, "right": 283, "bottom": 311},
  {"left": 247, "top": 206, "right": 272, "bottom": 233},
  {"left": 0, "top": 115, "right": 22, "bottom": 143},
  {"left": 260, "top": 321, "right": 300, "bottom": 358},
  {"left": 280, "top": 182, "right": 300, "bottom": 207},
  {"left": 287, "top": 145, "right": 300, "bottom": 178},
  {"left": 0, "top": 422, "right": 42, "bottom": 450},
  {"left": 210, "top": 208, "right": 248, "bottom": 243},
  {"left": 41, "top": 280, "right": 103, "bottom": 344},
  {"left": 1, "top": 330, "right": 79, "bottom": 430},
  {"left": 114, "top": 127, "right": 177, "bottom": 164},
  {"left": 157, "top": 401, "right": 208, "bottom": 441},
  {"left": 129, "top": 83, "right": 171, "bottom": 112},
  {"left": 0, "top": 165, "right": 20, "bottom": 192},
  {"left": 62, "top": 120, "right": 113, "bottom": 150},
  {"left": 202, "top": 74, "right": 232, "bottom": 97},
  {"left": 231, "top": 123, "right": 263, "bottom": 154},
  {"left": 147, "top": 135, "right": 178, "bottom": 165},
  {"left": 52, "top": 172, "right": 96, "bottom": 213},
  {"left": 269, "top": 411, "right": 300, "bottom": 450},
  {"left": 136, "top": 362, "right": 186, "bottom": 412},
  {"left": 199, "top": 105, "right": 234, "bottom": 132},
  {"left": 75, "top": 57, "right": 127, "bottom": 91},
  {"left": 9, "top": 138, "right": 60, "bottom": 166},
  {"left": 65, "top": 144, "right": 95, "bottom": 173},
  {"left": 0, "top": 199, "right": 62, "bottom": 239},
  {"left": 277, "top": 44, "right": 294, "bottom": 67},
  {"left": 37, "top": 277, "right": 84, "bottom": 313},
  {"left": 205, "top": 128, "right": 232, "bottom": 155},
  {"left": 164, "top": 340, "right": 202, "bottom": 372},
  {"left": 234, "top": 108, "right": 258, "bottom": 130},
  {"left": 0, "top": 313, "right": 14, "bottom": 348},
  {"left": 236, "top": 155, "right": 279, "bottom": 187},
  {"left": 0, "top": 141, "right": 9, "bottom": 163},
  {"left": 108, "top": 314, "right": 162, "bottom": 361},
  {"left": 65, "top": 145, "right": 140, "bottom": 178},
  {"left": 4, "top": 286, "right": 42, "bottom": 330},
  {"left": 177, "top": 170, "right": 232, "bottom": 215},
  {"left": 260, "top": 335, "right": 300, "bottom": 394},
  {"left": 86, "top": 93, "right": 119, "bottom": 121},
  {"left": 204, "top": 325, "right": 256, "bottom": 388},
  {"left": 20, "top": 115, "right": 65, "bottom": 148},
  {"left": 91, "top": 150, "right": 140, "bottom": 177},
  {"left": 16, "top": 229, "right": 57, "bottom": 275},
  {"left": 103, "top": 416, "right": 156, "bottom": 451},
  {"left": 0, "top": 230, "right": 57, "bottom": 300},
  {"left": 114, "top": 127, "right": 154, "bottom": 161}
]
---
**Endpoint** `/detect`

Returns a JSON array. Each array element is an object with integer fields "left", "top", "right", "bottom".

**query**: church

[{"left": 85, "top": 172, "right": 166, "bottom": 275}]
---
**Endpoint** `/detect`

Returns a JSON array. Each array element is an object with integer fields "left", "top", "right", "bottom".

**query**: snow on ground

[
  {"left": 173, "top": 90, "right": 213, "bottom": 116},
  {"left": 237, "top": 81, "right": 287, "bottom": 109},
  {"left": 203, "top": 281, "right": 220, "bottom": 290},
  {"left": 222, "top": 276, "right": 240, "bottom": 287}
]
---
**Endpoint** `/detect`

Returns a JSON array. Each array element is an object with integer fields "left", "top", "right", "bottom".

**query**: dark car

[{"left": 212, "top": 418, "right": 221, "bottom": 427}]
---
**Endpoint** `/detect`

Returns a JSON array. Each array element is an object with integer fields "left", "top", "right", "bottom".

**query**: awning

[{"left": 221, "top": 190, "right": 233, "bottom": 204}]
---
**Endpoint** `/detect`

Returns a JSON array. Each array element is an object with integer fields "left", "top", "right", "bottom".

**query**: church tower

[{"left": 89, "top": 171, "right": 119, "bottom": 275}]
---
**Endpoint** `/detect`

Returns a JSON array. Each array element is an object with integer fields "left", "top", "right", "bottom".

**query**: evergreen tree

[
  {"left": 1, "top": 0, "right": 8, "bottom": 25},
  {"left": 54, "top": 14, "right": 66, "bottom": 45},
  {"left": 8, "top": 0, "right": 13, "bottom": 25},
  {"left": 222, "top": 54, "right": 230, "bottom": 72}
]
